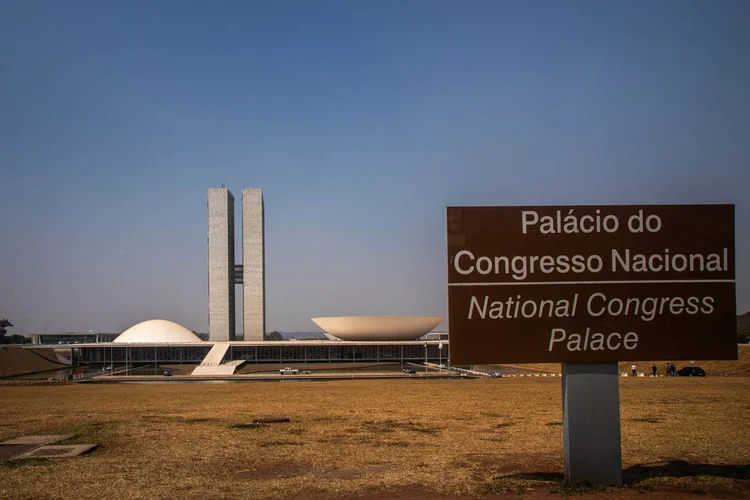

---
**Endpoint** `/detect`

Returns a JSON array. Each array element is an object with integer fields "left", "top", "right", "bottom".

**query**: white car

[{"left": 279, "top": 367, "right": 298, "bottom": 375}]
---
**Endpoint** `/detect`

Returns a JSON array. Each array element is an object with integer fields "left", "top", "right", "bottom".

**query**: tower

[
  {"left": 207, "top": 187, "right": 265, "bottom": 341},
  {"left": 242, "top": 188, "right": 266, "bottom": 340},
  {"left": 207, "top": 188, "right": 235, "bottom": 341}
]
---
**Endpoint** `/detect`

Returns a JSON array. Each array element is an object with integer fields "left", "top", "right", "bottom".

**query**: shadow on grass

[
  {"left": 0, "top": 458, "right": 51, "bottom": 469},
  {"left": 361, "top": 419, "right": 443, "bottom": 435},
  {"left": 500, "top": 461, "right": 750, "bottom": 492},
  {"left": 623, "top": 461, "right": 750, "bottom": 482},
  {"left": 230, "top": 423, "right": 263, "bottom": 430}
]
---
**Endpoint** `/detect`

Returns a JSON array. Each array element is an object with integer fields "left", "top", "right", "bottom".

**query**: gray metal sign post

[{"left": 562, "top": 363, "right": 622, "bottom": 485}]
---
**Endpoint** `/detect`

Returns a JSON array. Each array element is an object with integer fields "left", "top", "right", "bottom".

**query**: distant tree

[
  {"left": 264, "top": 331, "right": 283, "bottom": 341},
  {"left": 192, "top": 331, "right": 210, "bottom": 341},
  {"left": 0, "top": 319, "right": 12, "bottom": 339},
  {"left": 3, "top": 334, "right": 29, "bottom": 345},
  {"left": 0, "top": 319, "right": 27, "bottom": 344}
]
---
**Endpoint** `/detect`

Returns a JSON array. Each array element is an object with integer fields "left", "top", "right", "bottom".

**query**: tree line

[{"left": 0, "top": 319, "right": 30, "bottom": 344}]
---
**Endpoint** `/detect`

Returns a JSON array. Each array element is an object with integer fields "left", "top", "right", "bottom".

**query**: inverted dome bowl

[{"left": 311, "top": 316, "right": 444, "bottom": 341}]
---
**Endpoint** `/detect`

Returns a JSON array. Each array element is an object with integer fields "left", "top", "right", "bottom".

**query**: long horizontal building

[
  {"left": 28, "top": 332, "right": 121, "bottom": 345},
  {"left": 26, "top": 319, "right": 451, "bottom": 371},
  {"left": 46, "top": 340, "right": 449, "bottom": 365}
]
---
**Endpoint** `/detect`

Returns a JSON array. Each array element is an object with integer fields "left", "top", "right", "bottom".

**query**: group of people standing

[
  {"left": 649, "top": 363, "right": 677, "bottom": 376},
  {"left": 632, "top": 363, "right": 680, "bottom": 377}
]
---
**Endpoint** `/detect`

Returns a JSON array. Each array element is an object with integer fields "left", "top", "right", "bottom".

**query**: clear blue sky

[{"left": 1, "top": 0, "right": 748, "bottom": 334}]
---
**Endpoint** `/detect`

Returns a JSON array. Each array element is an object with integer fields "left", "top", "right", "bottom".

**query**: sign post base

[{"left": 562, "top": 363, "right": 622, "bottom": 486}]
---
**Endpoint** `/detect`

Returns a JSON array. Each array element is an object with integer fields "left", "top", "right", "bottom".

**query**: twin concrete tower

[{"left": 207, "top": 188, "right": 265, "bottom": 342}]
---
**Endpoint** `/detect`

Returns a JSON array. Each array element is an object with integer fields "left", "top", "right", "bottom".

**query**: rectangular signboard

[{"left": 447, "top": 205, "right": 737, "bottom": 365}]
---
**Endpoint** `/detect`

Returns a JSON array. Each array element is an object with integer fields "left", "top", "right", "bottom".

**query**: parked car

[
  {"left": 676, "top": 366, "right": 706, "bottom": 377},
  {"left": 402, "top": 367, "right": 416, "bottom": 374},
  {"left": 279, "top": 367, "right": 299, "bottom": 375},
  {"left": 490, "top": 371, "right": 503, "bottom": 378},
  {"left": 163, "top": 369, "right": 173, "bottom": 377}
]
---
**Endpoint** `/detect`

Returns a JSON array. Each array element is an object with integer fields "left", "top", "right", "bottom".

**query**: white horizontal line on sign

[{"left": 448, "top": 279, "right": 736, "bottom": 286}]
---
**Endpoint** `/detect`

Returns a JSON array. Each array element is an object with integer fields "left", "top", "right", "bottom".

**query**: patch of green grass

[
  {"left": 546, "top": 422, "right": 563, "bottom": 426},
  {"left": 496, "top": 422, "right": 514, "bottom": 428}
]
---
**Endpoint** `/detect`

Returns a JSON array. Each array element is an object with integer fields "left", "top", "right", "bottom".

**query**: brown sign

[{"left": 447, "top": 205, "right": 737, "bottom": 364}]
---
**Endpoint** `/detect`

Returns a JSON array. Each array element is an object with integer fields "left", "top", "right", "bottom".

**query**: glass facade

[
  {"left": 227, "top": 343, "right": 449, "bottom": 363},
  {"left": 76, "top": 342, "right": 449, "bottom": 365},
  {"left": 80, "top": 345, "right": 211, "bottom": 363}
]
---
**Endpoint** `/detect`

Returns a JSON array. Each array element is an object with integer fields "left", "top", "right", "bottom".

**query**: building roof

[{"left": 114, "top": 320, "right": 202, "bottom": 344}]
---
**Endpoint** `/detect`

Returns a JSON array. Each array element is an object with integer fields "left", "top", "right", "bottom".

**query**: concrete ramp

[
  {"left": 192, "top": 359, "right": 244, "bottom": 376},
  {"left": 191, "top": 343, "right": 244, "bottom": 375}
]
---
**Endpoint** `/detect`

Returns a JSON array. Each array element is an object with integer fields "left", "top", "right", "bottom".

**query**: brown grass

[
  {"left": 0, "top": 377, "right": 748, "bottom": 499},
  {"left": 0, "top": 348, "right": 65, "bottom": 378},
  {"left": 498, "top": 344, "right": 750, "bottom": 377}
]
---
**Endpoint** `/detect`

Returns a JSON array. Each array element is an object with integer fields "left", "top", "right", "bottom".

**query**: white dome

[
  {"left": 311, "top": 316, "right": 444, "bottom": 341},
  {"left": 114, "top": 320, "right": 202, "bottom": 343}
]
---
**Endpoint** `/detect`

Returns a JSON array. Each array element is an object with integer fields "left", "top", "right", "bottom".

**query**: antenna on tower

[{"left": 222, "top": 182, "right": 225, "bottom": 188}]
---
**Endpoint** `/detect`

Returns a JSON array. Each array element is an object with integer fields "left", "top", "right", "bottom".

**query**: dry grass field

[
  {"left": 498, "top": 345, "right": 750, "bottom": 377},
  {"left": 1, "top": 377, "right": 749, "bottom": 500}
]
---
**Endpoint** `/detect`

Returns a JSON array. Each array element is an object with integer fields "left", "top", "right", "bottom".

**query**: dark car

[
  {"left": 676, "top": 366, "right": 706, "bottom": 377},
  {"left": 163, "top": 369, "right": 173, "bottom": 377},
  {"left": 402, "top": 367, "right": 416, "bottom": 374}
]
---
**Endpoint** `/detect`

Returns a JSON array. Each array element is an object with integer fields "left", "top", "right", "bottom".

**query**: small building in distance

[{"left": 29, "top": 331, "right": 120, "bottom": 345}]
